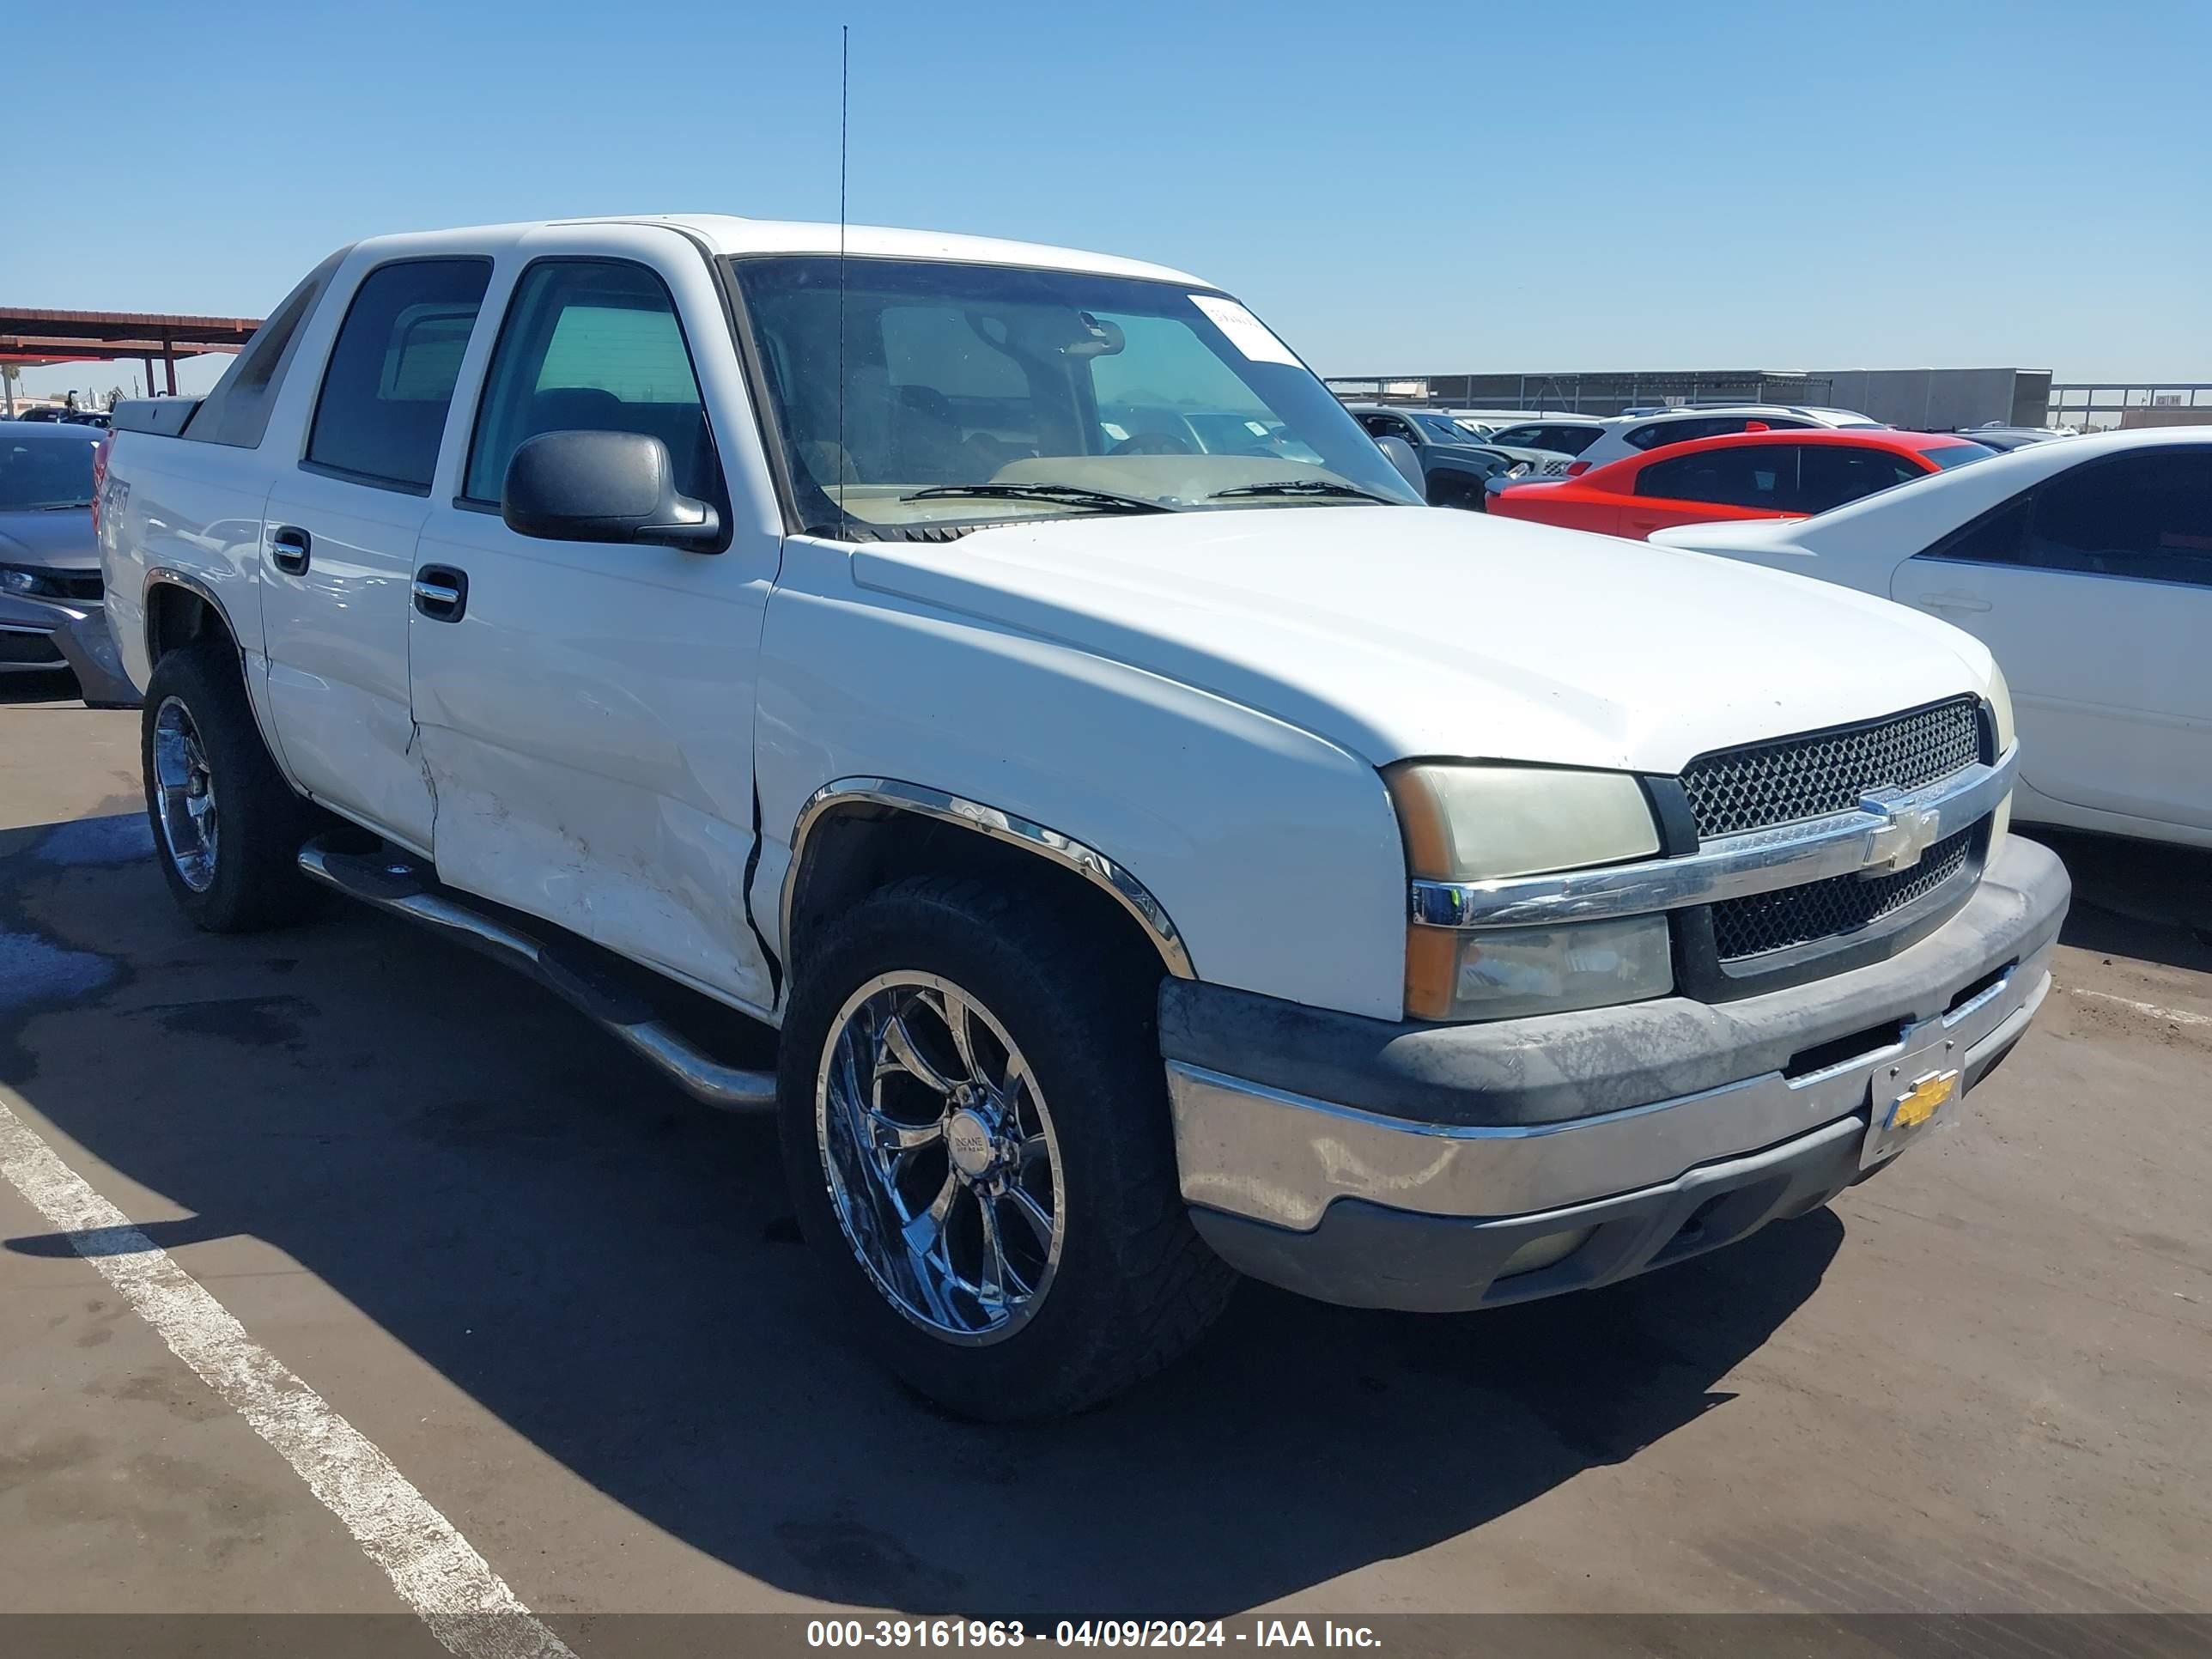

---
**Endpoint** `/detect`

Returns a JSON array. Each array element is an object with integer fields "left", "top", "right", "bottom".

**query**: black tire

[
  {"left": 778, "top": 875, "right": 1237, "bottom": 1420},
  {"left": 140, "top": 642, "right": 322, "bottom": 932},
  {"left": 1428, "top": 470, "right": 1489, "bottom": 512}
]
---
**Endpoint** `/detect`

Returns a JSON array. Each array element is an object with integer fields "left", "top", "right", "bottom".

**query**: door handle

[
  {"left": 269, "top": 525, "right": 311, "bottom": 575},
  {"left": 412, "top": 564, "right": 469, "bottom": 623},
  {"left": 1916, "top": 590, "right": 1991, "bottom": 614}
]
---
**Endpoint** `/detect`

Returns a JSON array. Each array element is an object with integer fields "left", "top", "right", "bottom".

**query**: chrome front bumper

[{"left": 1161, "top": 835, "right": 2069, "bottom": 1311}]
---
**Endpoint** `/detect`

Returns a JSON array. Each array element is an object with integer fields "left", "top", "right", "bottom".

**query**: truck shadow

[
  {"left": 1, "top": 812, "right": 1846, "bottom": 1618},
  {"left": 2033, "top": 825, "right": 2212, "bottom": 976}
]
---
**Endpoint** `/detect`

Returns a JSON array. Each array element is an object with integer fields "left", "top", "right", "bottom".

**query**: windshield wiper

[
  {"left": 39, "top": 501, "right": 94, "bottom": 512},
  {"left": 1207, "top": 479, "right": 1397, "bottom": 504},
  {"left": 902, "top": 483, "right": 1174, "bottom": 514}
]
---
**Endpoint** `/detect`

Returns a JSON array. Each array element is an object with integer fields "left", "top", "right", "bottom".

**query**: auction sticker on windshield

[{"left": 1189, "top": 295, "right": 1300, "bottom": 366}]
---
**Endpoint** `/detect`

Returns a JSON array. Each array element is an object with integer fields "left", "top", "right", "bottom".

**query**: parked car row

[
  {"left": 1488, "top": 428, "right": 1993, "bottom": 537},
  {"left": 1656, "top": 428, "right": 2212, "bottom": 850},
  {"left": 1344, "top": 393, "right": 2207, "bottom": 852},
  {"left": 1344, "top": 404, "right": 1571, "bottom": 508}
]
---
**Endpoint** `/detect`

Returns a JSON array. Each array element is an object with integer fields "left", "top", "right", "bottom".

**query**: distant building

[{"left": 1327, "top": 367, "right": 2056, "bottom": 430}]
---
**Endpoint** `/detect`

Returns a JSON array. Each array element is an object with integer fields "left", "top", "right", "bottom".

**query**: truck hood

[
  {"left": 848, "top": 506, "right": 1996, "bottom": 774},
  {"left": 0, "top": 507, "right": 97, "bottom": 569}
]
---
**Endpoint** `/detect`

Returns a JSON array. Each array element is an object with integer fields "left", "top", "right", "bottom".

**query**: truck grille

[
  {"left": 1712, "top": 827, "right": 1974, "bottom": 961},
  {"left": 1681, "top": 696, "right": 1982, "bottom": 840}
]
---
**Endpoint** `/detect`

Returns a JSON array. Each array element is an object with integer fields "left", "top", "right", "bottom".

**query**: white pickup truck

[{"left": 100, "top": 215, "right": 2068, "bottom": 1419}]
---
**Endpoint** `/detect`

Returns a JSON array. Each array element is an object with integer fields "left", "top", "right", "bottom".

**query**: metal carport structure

[{"left": 0, "top": 307, "right": 262, "bottom": 410}]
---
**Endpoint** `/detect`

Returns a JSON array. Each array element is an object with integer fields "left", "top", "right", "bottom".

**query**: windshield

[
  {"left": 1925, "top": 441, "right": 1997, "bottom": 469},
  {"left": 1413, "top": 412, "right": 1474, "bottom": 444},
  {"left": 728, "top": 256, "right": 1422, "bottom": 532},
  {"left": 0, "top": 433, "right": 98, "bottom": 511}
]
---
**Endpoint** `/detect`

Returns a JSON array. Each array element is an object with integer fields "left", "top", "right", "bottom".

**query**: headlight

[
  {"left": 1387, "top": 763, "right": 1673, "bottom": 1021},
  {"left": 0, "top": 564, "right": 68, "bottom": 599},
  {"left": 1986, "top": 661, "right": 2015, "bottom": 754},
  {"left": 1986, "top": 663, "right": 2014, "bottom": 860},
  {"left": 1387, "top": 762, "right": 1661, "bottom": 882}
]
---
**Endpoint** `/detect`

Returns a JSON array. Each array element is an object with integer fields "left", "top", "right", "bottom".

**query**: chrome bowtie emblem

[{"left": 1858, "top": 788, "right": 1942, "bottom": 876}]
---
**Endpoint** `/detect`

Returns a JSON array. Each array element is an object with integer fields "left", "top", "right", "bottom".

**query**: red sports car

[{"left": 1487, "top": 428, "right": 1993, "bottom": 538}]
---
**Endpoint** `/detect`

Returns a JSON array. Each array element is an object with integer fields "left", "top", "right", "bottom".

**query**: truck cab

[{"left": 100, "top": 216, "right": 2068, "bottom": 1419}]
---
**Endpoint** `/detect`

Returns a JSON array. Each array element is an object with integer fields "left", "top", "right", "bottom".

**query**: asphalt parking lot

[{"left": 2, "top": 669, "right": 2208, "bottom": 1629}]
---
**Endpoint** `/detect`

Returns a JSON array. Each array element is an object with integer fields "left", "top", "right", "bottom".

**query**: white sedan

[{"left": 1652, "top": 428, "right": 2212, "bottom": 850}]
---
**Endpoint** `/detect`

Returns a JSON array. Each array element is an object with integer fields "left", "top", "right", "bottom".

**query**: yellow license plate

[{"left": 1890, "top": 1070, "right": 1959, "bottom": 1131}]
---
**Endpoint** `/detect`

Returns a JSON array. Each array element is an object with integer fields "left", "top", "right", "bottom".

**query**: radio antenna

[{"left": 836, "top": 22, "right": 850, "bottom": 538}]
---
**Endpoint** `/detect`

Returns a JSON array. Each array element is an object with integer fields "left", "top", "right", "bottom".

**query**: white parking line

[
  {"left": 2064, "top": 986, "right": 2212, "bottom": 1030},
  {"left": 0, "top": 1095, "right": 575, "bottom": 1659}
]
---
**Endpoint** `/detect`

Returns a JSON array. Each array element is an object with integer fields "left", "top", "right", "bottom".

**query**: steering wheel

[{"left": 1110, "top": 431, "right": 1196, "bottom": 456}]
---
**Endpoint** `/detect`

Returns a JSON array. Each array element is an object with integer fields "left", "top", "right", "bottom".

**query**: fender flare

[
  {"left": 143, "top": 566, "right": 243, "bottom": 664},
  {"left": 781, "top": 777, "right": 1196, "bottom": 981}
]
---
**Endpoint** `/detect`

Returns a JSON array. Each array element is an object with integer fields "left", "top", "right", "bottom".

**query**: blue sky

[{"left": 10, "top": 0, "right": 2209, "bottom": 399}]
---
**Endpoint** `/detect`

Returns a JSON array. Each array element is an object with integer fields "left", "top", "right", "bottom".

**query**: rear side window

[
  {"left": 1626, "top": 416, "right": 1814, "bottom": 452},
  {"left": 183, "top": 247, "right": 349, "bottom": 450},
  {"left": 1524, "top": 423, "right": 1601, "bottom": 455},
  {"left": 1638, "top": 444, "right": 1797, "bottom": 509},
  {"left": 463, "top": 259, "right": 720, "bottom": 510},
  {"left": 307, "top": 258, "right": 491, "bottom": 493},
  {"left": 1792, "top": 446, "right": 1929, "bottom": 514}
]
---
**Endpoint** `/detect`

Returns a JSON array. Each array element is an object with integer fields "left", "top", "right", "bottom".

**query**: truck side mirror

[
  {"left": 501, "top": 429, "right": 721, "bottom": 551},
  {"left": 1375, "top": 434, "right": 1425, "bottom": 495}
]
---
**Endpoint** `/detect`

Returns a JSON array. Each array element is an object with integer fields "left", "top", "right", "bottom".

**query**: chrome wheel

[
  {"left": 815, "top": 971, "right": 1066, "bottom": 1346},
  {"left": 152, "top": 696, "right": 218, "bottom": 892}
]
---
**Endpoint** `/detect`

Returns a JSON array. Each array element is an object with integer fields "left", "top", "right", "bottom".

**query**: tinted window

[
  {"left": 1922, "top": 495, "right": 2031, "bottom": 567},
  {"left": 1793, "top": 446, "right": 1929, "bottom": 514},
  {"left": 1359, "top": 412, "right": 1416, "bottom": 443},
  {"left": 1527, "top": 423, "right": 1601, "bottom": 455},
  {"left": 1637, "top": 444, "right": 1796, "bottom": 508},
  {"left": 185, "top": 247, "right": 348, "bottom": 450},
  {"left": 465, "top": 260, "right": 719, "bottom": 508},
  {"left": 1627, "top": 416, "right": 1735, "bottom": 450},
  {"left": 2022, "top": 451, "right": 2212, "bottom": 586},
  {"left": 307, "top": 259, "right": 490, "bottom": 491}
]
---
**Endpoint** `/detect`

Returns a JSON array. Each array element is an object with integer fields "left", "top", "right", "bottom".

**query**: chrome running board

[{"left": 297, "top": 837, "right": 777, "bottom": 1114}]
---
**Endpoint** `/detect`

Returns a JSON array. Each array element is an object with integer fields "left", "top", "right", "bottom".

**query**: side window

[
  {"left": 306, "top": 259, "right": 491, "bottom": 492},
  {"left": 464, "top": 260, "right": 720, "bottom": 508},
  {"left": 1627, "top": 416, "right": 1731, "bottom": 451},
  {"left": 1534, "top": 424, "right": 1600, "bottom": 455},
  {"left": 2021, "top": 451, "right": 2212, "bottom": 586},
  {"left": 1637, "top": 444, "right": 1796, "bottom": 508},
  {"left": 1926, "top": 454, "right": 2212, "bottom": 589},
  {"left": 1919, "top": 495, "right": 2030, "bottom": 567},
  {"left": 1793, "top": 446, "right": 1927, "bottom": 514},
  {"left": 184, "top": 247, "right": 348, "bottom": 450},
  {"left": 1359, "top": 413, "right": 1414, "bottom": 444}
]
